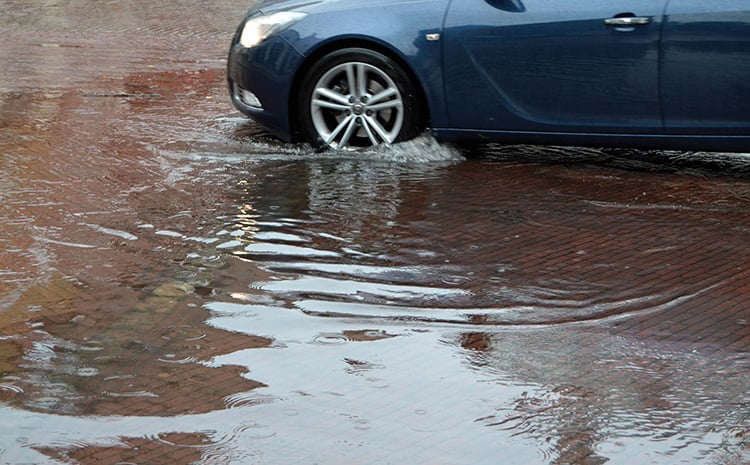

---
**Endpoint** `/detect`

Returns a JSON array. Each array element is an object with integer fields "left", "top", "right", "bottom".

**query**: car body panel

[
  {"left": 661, "top": 0, "right": 750, "bottom": 133},
  {"left": 442, "top": 0, "right": 665, "bottom": 133}
]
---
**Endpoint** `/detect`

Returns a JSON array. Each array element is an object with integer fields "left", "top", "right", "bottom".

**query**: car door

[
  {"left": 661, "top": 1, "right": 750, "bottom": 134},
  {"left": 442, "top": 0, "right": 666, "bottom": 133}
]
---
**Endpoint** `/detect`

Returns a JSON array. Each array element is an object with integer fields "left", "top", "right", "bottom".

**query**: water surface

[{"left": 1, "top": 2, "right": 750, "bottom": 464}]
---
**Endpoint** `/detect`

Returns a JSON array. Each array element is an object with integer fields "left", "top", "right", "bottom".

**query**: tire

[{"left": 298, "top": 48, "right": 423, "bottom": 150}]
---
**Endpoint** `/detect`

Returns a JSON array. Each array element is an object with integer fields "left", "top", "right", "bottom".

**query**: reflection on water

[
  {"left": 193, "top": 153, "right": 750, "bottom": 464},
  {"left": 219, "top": 154, "right": 750, "bottom": 328},
  {"left": 4, "top": 122, "right": 750, "bottom": 464},
  {"left": 3, "top": 1, "right": 750, "bottom": 463}
]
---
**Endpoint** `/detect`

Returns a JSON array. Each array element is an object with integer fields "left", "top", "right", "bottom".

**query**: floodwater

[{"left": 1, "top": 2, "right": 750, "bottom": 464}]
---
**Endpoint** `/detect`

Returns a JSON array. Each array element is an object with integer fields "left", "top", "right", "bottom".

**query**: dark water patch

[{"left": 476, "top": 143, "right": 750, "bottom": 178}]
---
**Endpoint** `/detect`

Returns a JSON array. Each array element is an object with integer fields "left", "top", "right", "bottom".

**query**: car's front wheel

[{"left": 298, "top": 48, "right": 423, "bottom": 150}]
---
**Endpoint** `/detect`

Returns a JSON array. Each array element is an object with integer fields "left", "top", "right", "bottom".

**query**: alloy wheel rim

[{"left": 310, "top": 62, "right": 404, "bottom": 150}]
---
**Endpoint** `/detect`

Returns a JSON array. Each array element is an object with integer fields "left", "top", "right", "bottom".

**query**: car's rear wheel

[{"left": 299, "top": 48, "right": 423, "bottom": 150}]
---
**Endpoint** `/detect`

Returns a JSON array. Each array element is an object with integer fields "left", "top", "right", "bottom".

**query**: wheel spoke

[
  {"left": 364, "top": 115, "right": 392, "bottom": 144},
  {"left": 345, "top": 64, "right": 358, "bottom": 99},
  {"left": 338, "top": 117, "right": 360, "bottom": 148},
  {"left": 325, "top": 114, "right": 354, "bottom": 145},
  {"left": 368, "top": 87, "right": 398, "bottom": 105},
  {"left": 312, "top": 98, "right": 349, "bottom": 111},
  {"left": 367, "top": 99, "right": 402, "bottom": 112},
  {"left": 314, "top": 87, "right": 350, "bottom": 106},
  {"left": 360, "top": 117, "right": 381, "bottom": 146},
  {"left": 356, "top": 64, "right": 368, "bottom": 99}
]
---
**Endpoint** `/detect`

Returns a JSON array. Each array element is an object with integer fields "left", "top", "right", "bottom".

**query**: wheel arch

[{"left": 288, "top": 38, "right": 431, "bottom": 142}]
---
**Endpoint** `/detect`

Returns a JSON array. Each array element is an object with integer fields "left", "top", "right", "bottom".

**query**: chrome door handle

[{"left": 604, "top": 16, "right": 651, "bottom": 27}]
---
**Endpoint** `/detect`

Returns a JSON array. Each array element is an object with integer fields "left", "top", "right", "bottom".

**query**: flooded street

[{"left": 2, "top": 1, "right": 750, "bottom": 464}]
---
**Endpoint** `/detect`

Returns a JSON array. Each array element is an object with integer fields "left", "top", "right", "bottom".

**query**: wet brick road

[{"left": 1, "top": 1, "right": 750, "bottom": 464}]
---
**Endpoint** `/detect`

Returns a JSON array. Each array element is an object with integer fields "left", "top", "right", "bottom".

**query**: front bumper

[{"left": 227, "top": 34, "right": 305, "bottom": 142}]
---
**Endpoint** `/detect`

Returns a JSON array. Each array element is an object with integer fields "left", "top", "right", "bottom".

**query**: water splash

[{"left": 367, "top": 134, "right": 465, "bottom": 163}]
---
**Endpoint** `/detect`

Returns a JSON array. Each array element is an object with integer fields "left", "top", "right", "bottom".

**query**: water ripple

[
  {"left": 0, "top": 383, "right": 24, "bottom": 401},
  {"left": 224, "top": 392, "right": 280, "bottom": 409},
  {"left": 312, "top": 333, "right": 350, "bottom": 345},
  {"left": 296, "top": 283, "right": 716, "bottom": 327}
]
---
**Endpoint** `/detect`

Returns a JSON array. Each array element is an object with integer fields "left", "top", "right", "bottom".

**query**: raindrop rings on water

[{"left": 312, "top": 333, "right": 350, "bottom": 345}]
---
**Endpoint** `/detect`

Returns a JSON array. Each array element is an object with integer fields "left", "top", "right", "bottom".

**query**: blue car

[{"left": 227, "top": 0, "right": 750, "bottom": 152}]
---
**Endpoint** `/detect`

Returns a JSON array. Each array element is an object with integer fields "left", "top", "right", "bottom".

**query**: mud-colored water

[{"left": 2, "top": 2, "right": 750, "bottom": 464}]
